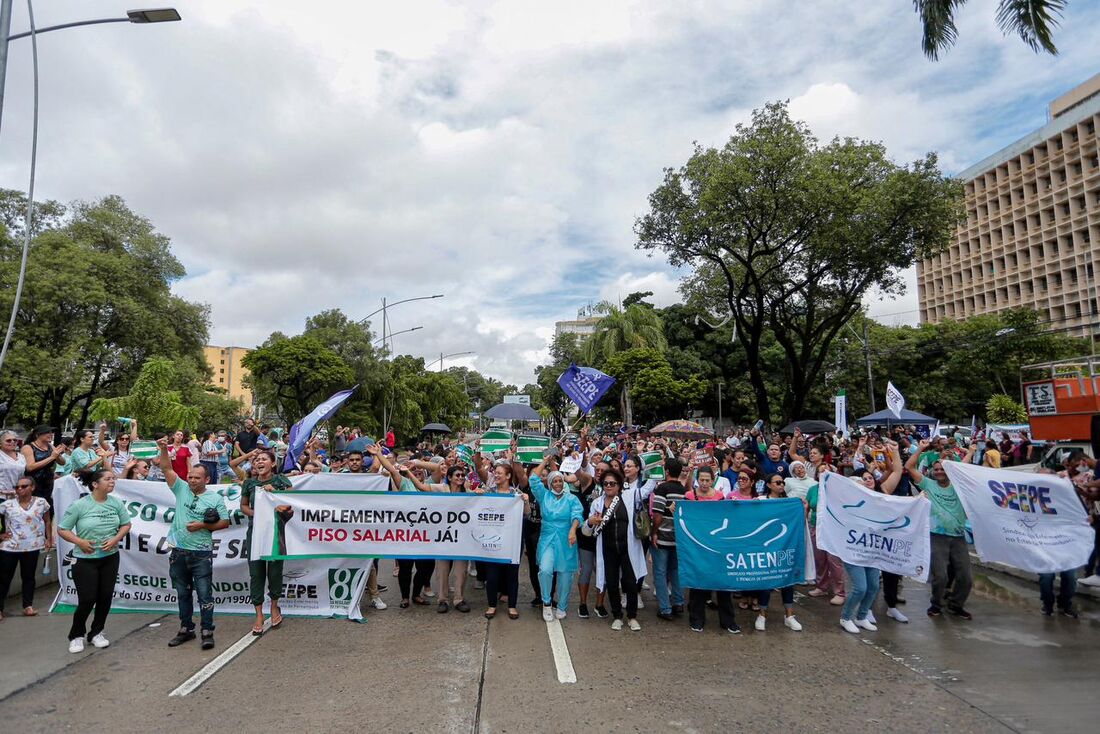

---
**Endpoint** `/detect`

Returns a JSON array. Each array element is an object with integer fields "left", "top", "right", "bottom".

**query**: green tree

[
  {"left": 637, "top": 101, "right": 962, "bottom": 423},
  {"left": 913, "top": 0, "right": 1067, "bottom": 60},
  {"left": 582, "top": 301, "right": 668, "bottom": 425},
  {"left": 603, "top": 348, "right": 707, "bottom": 424},
  {"left": 242, "top": 335, "right": 355, "bottom": 424},
  {"left": 529, "top": 332, "right": 584, "bottom": 433},
  {"left": 0, "top": 194, "right": 209, "bottom": 429},
  {"left": 986, "top": 393, "right": 1028, "bottom": 423},
  {"left": 89, "top": 357, "right": 199, "bottom": 432}
]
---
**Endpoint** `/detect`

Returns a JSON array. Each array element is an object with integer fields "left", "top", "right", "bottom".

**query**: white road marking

[
  {"left": 169, "top": 620, "right": 271, "bottom": 697},
  {"left": 544, "top": 618, "right": 577, "bottom": 684}
]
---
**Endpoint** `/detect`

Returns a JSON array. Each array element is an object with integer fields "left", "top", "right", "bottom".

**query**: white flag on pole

[{"left": 885, "top": 381, "right": 905, "bottom": 420}]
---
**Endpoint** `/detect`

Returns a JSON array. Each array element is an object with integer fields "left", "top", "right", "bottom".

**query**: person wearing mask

[
  {"left": 528, "top": 458, "right": 584, "bottom": 621},
  {"left": 234, "top": 447, "right": 293, "bottom": 634},
  {"left": 475, "top": 460, "right": 531, "bottom": 619},
  {"left": 581, "top": 467, "right": 645, "bottom": 631},
  {"left": 784, "top": 461, "right": 815, "bottom": 503},
  {"left": 215, "top": 432, "right": 231, "bottom": 482},
  {"left": 649, "top": 457, "right": 687, "bottom": 621},
  {"left": 755, "top": 473, "right": 802, "bottom": 632},
  {"left": 906, "top": 439, "right": 973, "bottom": 620},
  {"left": 0, "top": 430, "right": 26, "bottom": 501},
  {"left": 56, "top": 469, "right": 131, "bottom": 653},
  {"left": 684, "top": 466, "right": 740, "bottom": 633},
  {"left": 0, "top": 477, "right": 52, "bottom": 619},
  {"left": 21, "top": 426, "right": 66, "bottom": 511},
  {"left": 157, "top": 437, "right": 231, "bottom": 649}
]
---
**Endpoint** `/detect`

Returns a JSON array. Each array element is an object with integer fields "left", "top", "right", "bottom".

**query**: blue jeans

[
  {"left": 841, "top": 562, "right": 880, "bottom": 621},
  {"left": 169, "top": 549, "right": 215, "bottom": 632},
  {"left": 200, "top": 460, "right": 220, "bottom": 486},
  {"left": 1038, "top": 570, "right": 1076, "bottom": 611},
  {"left": 651, "top": 545, "right": 684, "bottom": 613}
]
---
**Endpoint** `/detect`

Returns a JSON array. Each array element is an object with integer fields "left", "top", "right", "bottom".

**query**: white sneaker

[
  {"left": 627, "top": 618, "right": 641, "bottom": 631},
  {"left": 865, "top": 610, "right": 877, "bottom": 625},
  {"left": 839, "top": 618, "right": 860, "bottom": 634},
  {"left": 784, "top": 615, "right": 803, "bottom": 631},
  {"left": 542, "top": 607, "right": 554, "bottom": 623},
  {"left": 855, "top": 618, "right": 878, "bottom": 631},
  {"left": 829, "top": 594, "right": 845, "bottom": 606},
  {"left": 642, "top": 581, "right": 651, "bottom": 590},
  {"left": 636, "top": 597, "right": 644, "bottom": 610},
  {"left": 611, "top": 619, "right": 623, "bottom": 631},
  {"left": 554, "top": 608, "right": 567, "bottom": 620},
  {"left": 90, "top": 633, "right": 110, "bottom": 649},
  {"left": 371, "top": 597, "right": 388, "bottom": 610},
  {"left": 1078, "top": 574, "right": 1100, "bottom": 587},
  {"left": 68, "top": 638, "right": 85, "bottom": 653},
  {"left": 887, "top": 607, "right": 909, "bottom": 623},
  {"left": 754, "top": 615, "right": 766, "bottom": 631}
]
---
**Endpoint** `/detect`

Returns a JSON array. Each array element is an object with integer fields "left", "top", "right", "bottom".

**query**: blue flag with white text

[
  {"left": 557, "top": 364, "right": 616, "bottom": 414},
  {"left": 675, "top": 498, "right": 813, "bottom": 591},
  {"left": 284, "top": 386, "right": 357, "bottom": 471}
]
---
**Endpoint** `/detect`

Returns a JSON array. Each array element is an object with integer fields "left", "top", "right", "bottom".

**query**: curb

[{"left": 969, "top": 552, "right": 1100, "bottom": 600}]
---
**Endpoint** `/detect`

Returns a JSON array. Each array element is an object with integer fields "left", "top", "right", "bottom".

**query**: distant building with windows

[
  {"left": 554, "top": 317, "right": 601, "bottom": 339},
  {"left": 203, "top": 345, "right": 253, "bottom": 409},
  {"left": 917, "top": 72, "right": 1100, "bottom": 337}
]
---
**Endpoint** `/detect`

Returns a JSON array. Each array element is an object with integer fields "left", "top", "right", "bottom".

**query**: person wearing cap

[{"left": 21, "top": 426, "right": 67, "bottom": 511}]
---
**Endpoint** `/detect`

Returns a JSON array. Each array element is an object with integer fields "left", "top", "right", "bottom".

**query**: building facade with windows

[
  {"left": 917, "top": 72, "right": 1100, "bottom": 337},
  {"left": 554, "top": 317, "right": 601, "bottom": 339},
  {"left": 202, "top": 345, "right": 253, "bottom": 409}
]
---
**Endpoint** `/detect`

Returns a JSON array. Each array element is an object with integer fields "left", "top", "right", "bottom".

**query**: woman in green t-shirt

[
  {"left": 235, "top": 448, "right": 292, "bottom": 635},
  {"left": 57, "top": 469, "right": 131, "bottom": 653}
]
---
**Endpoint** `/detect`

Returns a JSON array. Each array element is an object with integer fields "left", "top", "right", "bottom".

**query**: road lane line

[
  {"left": 545, "top": 618, "right": 576, "bottom": 684},
  {"left": 169, "top": 620, "right": 270, "bottom": 697}
]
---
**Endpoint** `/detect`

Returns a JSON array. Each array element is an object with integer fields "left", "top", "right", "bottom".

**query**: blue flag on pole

[
  {"left": 675, "top": 498, "right": 813, "bottom": 591},
  {"left": 283, "top": 386, "right": 357, "bottom": 471},
  {"left": 557, "top": 364, "right": 616, "bottom": 414}
]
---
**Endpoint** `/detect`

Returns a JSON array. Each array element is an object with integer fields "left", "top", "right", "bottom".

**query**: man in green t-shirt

[
  {"left": 906, "top": 439, "right": 973, "bottom": 620},
  {"left": 157, "top": 437, "right": 230, "bottom": 650}
]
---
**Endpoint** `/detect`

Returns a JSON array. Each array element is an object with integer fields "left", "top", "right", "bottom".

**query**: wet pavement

[{"left": 0, "top": 564, "right": 1096, "bottom": 733}]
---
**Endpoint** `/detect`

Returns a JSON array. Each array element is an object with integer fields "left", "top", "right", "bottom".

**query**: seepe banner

[
  {"left": 250, "top": 474, "right": 525, "bottom": 564},
  {"left": 50, "top": 476, "right": 370, "bottom": 620},
  {"left": 675, "top": 498, "right": 814, "bottom": 591},
  {"left": 942, "top": 462, "right": 1093, "bottom": 573},
  {"left": 817, "top": 472, "right": 931, "bottom": 581}
]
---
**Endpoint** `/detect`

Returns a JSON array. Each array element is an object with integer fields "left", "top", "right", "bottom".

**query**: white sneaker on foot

[
  {"left": 754, "top": 615, "right": 766, "bottom": 631},
  {"left": 642, "top": 581, "right": 651, "bottom": 590},
  {"left": 865, "top": 610, "right": 877, "bottom": 625},
  {"left": 839, "top": 618, "right": 860, "bottom": 634},
  {"left": 68, "top": 638, "right": 85, "bottom": 653},
  {"left": 855, "top": 618, "right": 878, "bottom": 631},
  {"left": 611, "top": 619, "right": 624, "bottom": 631},
  {"left": 807, "top": 588, "right": 827, "bottom": 597},
  {"left": 784, "top": 615, "right": 803, "bottom": 631},
  {"left": 542, "top": 607, "right": 554, "bottom": 622},
  {"left": 90, "top": 633, "right": 110, "bottom": 649},
  {"left": 887, "top": 607, "right": 909, "bottom": 623},
  {"left": 1078, "top": 574, "right": 1100, "bottom": 587},
  {"left": 636, "top": 597, "right": 644, "bottom": 610},
  {"left": 554, "top": 608, "right": 567, "bottom": 620},
  {"left": 627, "top": 618, "right": 641, "bottom": 631},
  {"left": 371, "top": 597, "right": 388, "bottom": 610},
  {"left": 829, "top": 595, "right": 845, "bottom": 606}
]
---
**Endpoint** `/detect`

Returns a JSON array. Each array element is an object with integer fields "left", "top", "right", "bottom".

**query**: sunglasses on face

[
  {"left": 769, "top": 479, "right": 784, "bottom": 485},
  {"left": 738, "top": 476, "right": 752, "bottom": 482},
  {"left": 16, "top": 483, "right": 33, "bottom": 490},
  {"left": 602, "top": 481, "right": 620, "bottom": 488}
]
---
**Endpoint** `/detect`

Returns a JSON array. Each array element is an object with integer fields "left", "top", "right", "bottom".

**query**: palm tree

[
  {"left": 914, "top": 0, "right": 1067, "bottom": 60},
  {"left": 582, "top": 301, "right": 667, "bottom": 425}
]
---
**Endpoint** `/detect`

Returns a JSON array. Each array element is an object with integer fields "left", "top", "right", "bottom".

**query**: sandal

[
  {"left": 23, "top": 606, "right": 38, "bottom": 617},
  {"left": 484, "top": 608, "right": 497, "bottom": 619},
  {"left": 251, "top": 625, "right": 265, "bottom": 636},
  {"left": 507, "top": 609, "right": 519, "bottom": 620},
  {"left": 412, "top": 596, "right": 430, "bottom": 606},
  {"left": 737, "top": 601, "right": 751, "bottom": 610},
  {"left": 400, "top": 600, "right": 410, "bottom": 609}
]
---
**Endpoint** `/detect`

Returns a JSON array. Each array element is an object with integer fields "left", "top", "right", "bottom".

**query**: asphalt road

[{"left": 1, "top": 565, "right": 1096, "bottom": 733}]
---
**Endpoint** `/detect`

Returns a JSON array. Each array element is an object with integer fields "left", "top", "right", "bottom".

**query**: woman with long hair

[
  {"left": 67, "top": 429, "right": 111, "bottom": 477},
  {"left": 622, "top": 455, "right": 655, "bottom": 605},
  {"left": 400, "top": 453, "right": 467, "bottom": 612},
  {"left": 684, "top": 466, "right": 740, "bottom": 634},
  {"left": 754, "top": 473, "right": 802, "bottom": 632},
  {"left": 21, "top": 426, "right": 66, "bottom": 510},
  {"left": 56, "top": 469, "right": 131, "bottom": 652},
  {"left": 581, "top": 467, "right": 646, "bottom": 631},
  {"left": 98, "top": 419, "right": 138, "bottom": 476},
  {"left": 476, "top": 459, "right": 531, "bottom": 620},
  {"left": 235, "top": 448, "right": 292, "bottom": 635}
]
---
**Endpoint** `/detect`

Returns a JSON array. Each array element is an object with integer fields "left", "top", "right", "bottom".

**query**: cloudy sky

[{"left": 1, "top": 1, "right": 1098, "bottom": 385}]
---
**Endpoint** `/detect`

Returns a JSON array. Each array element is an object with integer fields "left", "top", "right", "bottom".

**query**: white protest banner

[
  {"left": 50, "top": 476, "right": 369, "bottom": 620},
  {"left": 942, "top": 462, "right": 1093, "bottom": 573},
  {"left": 559, "top": 454, "right": 583, "bottom": 475},
  {"left": 250, "top": 474, "right": 524, "bottom": 564},
  {"left": 885, "top": 381, "right": 905, "bottom": 419},
  {"left": 817, "top": 472, "right": 931, "bottom": 581}
]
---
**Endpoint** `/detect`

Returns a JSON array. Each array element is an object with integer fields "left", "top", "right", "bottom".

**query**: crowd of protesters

[{"left": 1, "top": 417, "right": 1096, "bottom": 653}]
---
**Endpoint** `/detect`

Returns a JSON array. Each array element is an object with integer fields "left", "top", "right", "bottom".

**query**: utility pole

[
  {"left": 863, "top": 321, "right": 876, "bottom": 413},
  {"left": 717, "top": 379, "right": 723, "bottom": 430}
]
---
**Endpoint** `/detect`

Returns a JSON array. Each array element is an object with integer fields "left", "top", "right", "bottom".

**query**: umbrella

[
  {"left": 855, "top": 408, "right": 938, "bottom": 427},
  {"left": 484, "top": 403, "right": 541, "bottom": 421},
  {"left": 780, "top": 419, "right": 837, "bottom": 434},
  {"left": 421, "top": 423, "right": 452, "bottom": 433},
  {"left": 649, "top": 419, "right": 714, "bottom": 440},
  {"left": 345, "top": 436, "right": 376, "bottom": 453}
]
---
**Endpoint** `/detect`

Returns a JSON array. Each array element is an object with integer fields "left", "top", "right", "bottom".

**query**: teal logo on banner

[{"left": 675, "top": 499, "right": 808, "bottom": 591}]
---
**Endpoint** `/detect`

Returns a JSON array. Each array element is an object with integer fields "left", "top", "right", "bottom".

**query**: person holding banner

[
  {"left": 683, "top": 466, "right": 740, "bottom": 634},
  {"left": 649, "top": 458, "right": 687, "bottom": 621},
  {"left": 581, "top": 467, "right": 645, "bottom": 631},
  {"left": 852, "top": 441, "right": 909, "bottom": 624},
  {"left": 528, "top": 459, "right": 584, "bottom": 621},
  {"left": 477, "top": 461, "right": 531, "bottom": 620},
  {"left": 906, "top": 439, "right": 973, "bottom": 620},
  {"left": 754, "top": 473, "right": 802, "bottom": 632},
  {"left": 56, "top": 469, "right": 131, "bottom": 653},
  {"left": 235, "top": 448, "right": 293, "bottom": 635}
]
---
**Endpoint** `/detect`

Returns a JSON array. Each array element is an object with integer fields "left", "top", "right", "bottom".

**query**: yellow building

[{"left": 203, "top": 345, "right": 254, "bottom": 409}]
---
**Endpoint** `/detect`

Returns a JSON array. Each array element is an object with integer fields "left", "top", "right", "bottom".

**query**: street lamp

[
  {"left": 435, "top": 351, "right": 476, "bottom": 372},
  {"left": 373, "top": 326, "right": 422, "bottom": 345},
  {"left": 0, "top": 4, "right": 182, "bottom": 379},
  {"left": 359, "top": 294, "right": 443, "bottom": 357}
]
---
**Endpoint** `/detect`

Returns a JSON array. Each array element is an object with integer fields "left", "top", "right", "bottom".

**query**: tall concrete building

[
  {"left": 554, "top": 316, "right": 601, "bottom": 339},
  {"left": 917, "top": 72, "right": 1100, "bottom": 337},
  {"left": 203, "top": 345, "right": 253, "bottom": 410}
]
